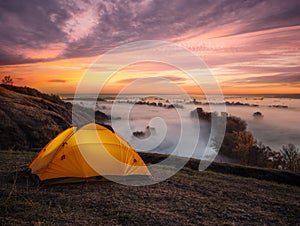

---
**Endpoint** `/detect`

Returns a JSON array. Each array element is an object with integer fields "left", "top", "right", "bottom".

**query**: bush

[{"left": 1, "top": 75, "right": 13, "bottom": 85}]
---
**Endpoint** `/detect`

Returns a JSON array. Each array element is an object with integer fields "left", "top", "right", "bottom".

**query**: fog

[
  {"left": 198, "top": 96, "right": 300, "bottom": 151},
  {"left": 71, "top": 95, "right": 300, "bottom": 159},
  {"left": 103, "top": 103, "right": 213, "bottom": 160},
  {"left": 230, "top": 106, "right": 300, "bottom": 151}
]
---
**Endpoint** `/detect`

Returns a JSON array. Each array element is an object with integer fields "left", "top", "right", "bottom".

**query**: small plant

[{"left": 1, "top": 75, "right": 13, "bottom": 85}]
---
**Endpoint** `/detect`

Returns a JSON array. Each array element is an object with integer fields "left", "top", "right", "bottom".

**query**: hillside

[
  {"left": 0, "top": 85, "right": 107, "bottom": 150},
  {"left": 0, "top": 151, "right": 299, "bottom": 225},
  {"left": 0, "top": 85, "right": 299, "bottom": 225}
]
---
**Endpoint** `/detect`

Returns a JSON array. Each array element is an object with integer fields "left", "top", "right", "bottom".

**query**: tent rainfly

[{"left": 29, "top": 123, "right": 151, "bottom": 184}]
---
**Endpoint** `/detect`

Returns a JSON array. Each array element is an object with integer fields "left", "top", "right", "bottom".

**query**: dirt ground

[{"left": 0, "top": 151, "right": 299, "bottom": 225}]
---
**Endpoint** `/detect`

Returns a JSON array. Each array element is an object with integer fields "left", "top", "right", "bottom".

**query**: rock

[
  {"left": 95, "top": 110, "right": 110, "bottom": 122},
  {"left": 0, "top": 85, "right": 109, "bottom": 149}
]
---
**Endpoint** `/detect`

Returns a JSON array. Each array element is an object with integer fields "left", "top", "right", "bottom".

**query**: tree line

[{"left": 191, "top": 107, "right": 300, "bottom": 172}]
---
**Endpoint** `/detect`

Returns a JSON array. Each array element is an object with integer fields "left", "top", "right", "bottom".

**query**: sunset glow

[{"left": 0, "top": 1, "right": 299, "bottom": 94}]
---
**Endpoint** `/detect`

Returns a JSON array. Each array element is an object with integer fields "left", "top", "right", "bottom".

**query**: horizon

[
  {"left": 4, "top": 83, "right": 300, "bottom": 96},
  {"left": 0, "top": 1, "right": 300, "bottom": 94},
  {"left": 58, "top": 92, "right": 300, "bottom": 96}
]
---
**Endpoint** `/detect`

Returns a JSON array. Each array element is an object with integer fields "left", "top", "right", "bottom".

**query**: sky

[{"left": 0, "top": 0, "right": 300, "bottom": 94}]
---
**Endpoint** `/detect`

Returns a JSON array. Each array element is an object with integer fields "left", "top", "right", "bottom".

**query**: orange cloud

[{"left": 22, "top": 43, "right": 66, "bottom": 60}]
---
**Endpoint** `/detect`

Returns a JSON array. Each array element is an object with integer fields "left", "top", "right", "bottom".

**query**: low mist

[{"left": 72, "top": 95, "right": 300, "bottom": 159}]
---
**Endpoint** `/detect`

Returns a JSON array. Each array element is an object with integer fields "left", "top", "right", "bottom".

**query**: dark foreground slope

[
  {"left": 0, "top": 85, "right": 107, "bottom": 150},
  {"left": 1, "top": 151, "right": 299, "bottom": 225}
]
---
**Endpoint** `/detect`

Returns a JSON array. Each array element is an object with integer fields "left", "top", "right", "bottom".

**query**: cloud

[
  {"left": 0, "top": 0, "right": 75, "bottom": 46},
  {"left": 0, "top": 0, "right": 72, "bottom": 64},
  {"left": 115, "top": 77, "right": 137, "bottom": 84},
  {"left": 162, "top": 75, "right": 187, "bottom": 82},
  {"left": 48, "top": 79, "right": 66, "bottom": 83},
  {"left": 115, "top": 75, "right": 187, "bottom": 85},
  {"left": 224, "top": 73, "right": 300, "bottom": 85},
  {"left": 0, "top": 48, "right": 41, "bottom": 65},
  {"left": 225, "top": 66, "right": 300, "bottom": 75},
  {"left": 0, "top": 0, "right": 300, "bottom": 65}
]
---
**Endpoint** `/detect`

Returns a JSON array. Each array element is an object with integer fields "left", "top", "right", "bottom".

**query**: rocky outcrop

[{"left": 0, "top": 85, "right": 108, "bottom": 149}]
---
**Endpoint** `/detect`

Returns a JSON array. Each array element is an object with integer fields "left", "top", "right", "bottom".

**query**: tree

[
  {"left": 253, "top": 111, "right": 263, "bottom": 119},
  {"left": 247, "top": 142, "right": 272, "bottom": 167},
  {"left": 233, "top": 131, "right": 256, "bottom": 164},
  {"left": 281, "top": 144, "right": 300, "bottom": 172},
  {"left": 204, "top": 107, "right": 299, "bottom": 171},
  {"left": 1, "top": 75, "right": 13, "bottom": 85},
  {"left": 226, "top": 116, "right": 247, "bottom": 133}
]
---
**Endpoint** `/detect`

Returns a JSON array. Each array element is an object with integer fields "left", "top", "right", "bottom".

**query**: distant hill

[{"left": 0, "top": 85, "right": 108, "bottom": 150}]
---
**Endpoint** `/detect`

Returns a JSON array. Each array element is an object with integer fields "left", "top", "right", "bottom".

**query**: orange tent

[{"left": 29, "top": 123, "right": 151, "bottom": 184}]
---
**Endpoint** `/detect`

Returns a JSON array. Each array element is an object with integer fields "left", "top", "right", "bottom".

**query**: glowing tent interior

[{"left": 29, "top": 123, "right": 151, "bottom": 184}]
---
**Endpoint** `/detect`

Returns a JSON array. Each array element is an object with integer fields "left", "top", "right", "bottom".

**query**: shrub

[{"left": 1, "top": 75, "right": 13, "bottom": 85}]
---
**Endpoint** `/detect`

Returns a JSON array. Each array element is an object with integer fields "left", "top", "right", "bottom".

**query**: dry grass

[{"left": 0, "top": 150, "right": 299, "bottom": 225}]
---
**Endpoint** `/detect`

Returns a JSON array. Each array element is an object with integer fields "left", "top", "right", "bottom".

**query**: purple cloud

[
  {"left": 224, "top": 73, "right": 300, "bottom": 85},
  {"left": 0, "top": 0, "right": 299, "bottom": 65}
]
